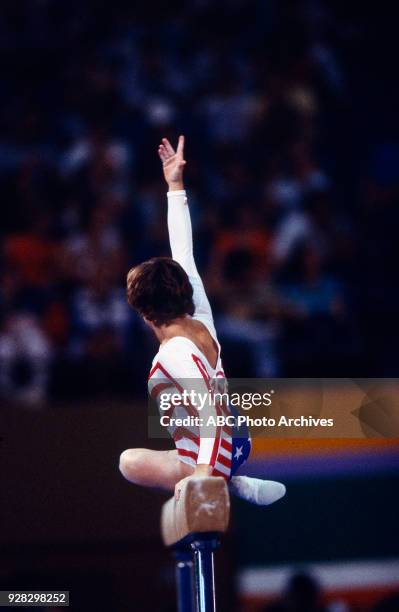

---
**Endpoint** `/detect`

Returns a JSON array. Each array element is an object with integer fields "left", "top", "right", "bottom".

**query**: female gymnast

[{"left": 119, "top": 135, "right": 286, "bottom": 505}]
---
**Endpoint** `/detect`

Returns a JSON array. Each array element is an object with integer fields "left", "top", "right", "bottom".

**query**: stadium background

[{"left": 1, "top": 1, "right": 398, "bottom": 611}]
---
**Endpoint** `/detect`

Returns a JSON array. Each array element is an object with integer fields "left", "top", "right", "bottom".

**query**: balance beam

[{"left": 161, "top": 477, "right": 230, "bottom": 612}]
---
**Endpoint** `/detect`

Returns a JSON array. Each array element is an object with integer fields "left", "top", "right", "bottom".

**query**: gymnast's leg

[
  {"left": 119, "top": 448, "right": 194, "bottom": 491},
  {"left": 120, "top": 448, "right": 286, "bottom": 505}
]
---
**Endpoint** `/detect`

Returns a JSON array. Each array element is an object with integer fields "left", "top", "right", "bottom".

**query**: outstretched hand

[{"left": 158, "top": 135, "right": 186, "bottom": 191}]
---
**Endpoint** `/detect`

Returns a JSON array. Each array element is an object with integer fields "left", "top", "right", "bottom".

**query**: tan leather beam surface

[{"left": 161, "top": 477, "right": 230, "bottom": 547}]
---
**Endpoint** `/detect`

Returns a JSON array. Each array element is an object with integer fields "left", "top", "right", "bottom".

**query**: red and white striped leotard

[{"left": 148, "top": 189, "right": 234, "bottom": 479}]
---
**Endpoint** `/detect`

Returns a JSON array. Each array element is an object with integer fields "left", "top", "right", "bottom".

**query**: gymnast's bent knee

[{"left": 119, "top": 449, "right": 148, "bottom": 483}]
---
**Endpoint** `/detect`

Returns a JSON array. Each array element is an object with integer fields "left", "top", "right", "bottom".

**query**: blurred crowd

[
  {"left": 0, "top": 0, "right": 398, "bottom": 404},
  {"left": 262, "top": 571, "right": 399, "bottom": 612}
]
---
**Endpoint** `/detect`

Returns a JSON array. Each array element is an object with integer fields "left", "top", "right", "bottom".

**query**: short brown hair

[{"left": 126, "top": 257, "right": 195, "bottom": 326}]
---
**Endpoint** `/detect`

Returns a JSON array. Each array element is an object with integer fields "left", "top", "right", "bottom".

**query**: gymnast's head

[{"left": 126, "top": 257, "right": 195, "bottom": 328}]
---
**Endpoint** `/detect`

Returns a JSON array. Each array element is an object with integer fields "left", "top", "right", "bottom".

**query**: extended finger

[
  {"left": 176, "top": 134, "right": 185, "bottom": 157},
  {"left": 162, "top": 138, "right": 175, "bottom": 156},
  {"left": 158, "top": 144, "right": 169, "bottom": 163}
]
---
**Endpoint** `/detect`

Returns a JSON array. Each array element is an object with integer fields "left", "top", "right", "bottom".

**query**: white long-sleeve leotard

[{"left": 148, "top": 190, "right": 234, "bottom": 478}]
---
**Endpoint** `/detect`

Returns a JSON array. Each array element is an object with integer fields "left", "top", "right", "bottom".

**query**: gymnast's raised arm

[{"left": 158, "top": 136, "right": 216, "bottom": 337}]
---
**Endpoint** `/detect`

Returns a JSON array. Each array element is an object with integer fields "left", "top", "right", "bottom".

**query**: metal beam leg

[
  {"left": 191, "top": 536, "right": 220, "bottom": 612},
  {"left": 173, "top": 548, "right": 195, "bottom": 612}
]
